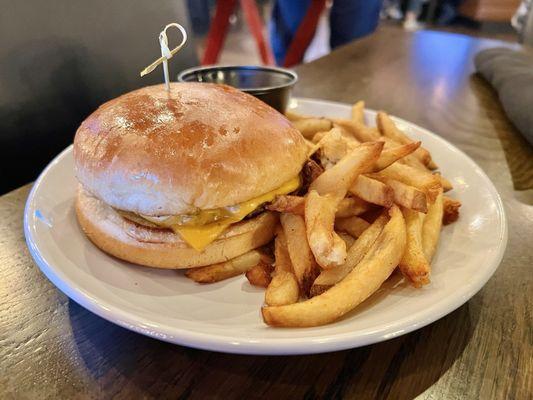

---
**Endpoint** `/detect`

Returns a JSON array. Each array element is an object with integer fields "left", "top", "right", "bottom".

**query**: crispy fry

[
  {"left": 310, "top": 141, "right": 384, "bottom": 198},
  {"left": 267, "top": 195, "right": 305, "bottom": 215},
  {"left": 380, "top": 137, "right": 428, "bottom": 170},
  {"left": 273, "top": 229, "right": 293, "bottom": 273},
  {"left": 265, "top": 230, "right": 300, "bottom": 306},
  {"left": 312, "top": 130, "right": 327, "bottom": 143},
  {"left": 335, "top": 197, "right": 370, "bottom": 217},
  {"left": 349, "top": 175, "right": 394, "bottom": 207},
  {"left": 436, "top": 174, "right": 453, "bottom": 192},
  {"left": 185, "top": 250, "right": 264, "bottom": 283},
  {"left": 293, "top": 118, "right": 333, "bottom": 139},
  {"left": 262, "top": 205, "right": 406, "bottom": 327},
  {"left": 265, "top": 272, "right": 300, "bottom": 306},
  {"left": 374, "top": 141, "right": 421, "bottom": 171},
  {"left": 338, "top": 232, "right": 356, "bottom": 248},
  {"left": 399, "top": 208, "right": 430, "bottom": 287},
  {"left": 422, "top": 188, "right": 443, "bottom": 262},
  {"left": 376, "top": 112, "right": 435, "bottom": 168},
  {"left": 335, "top": 216, "right": 371, "bottom": 238},
  {"left": 317, "top": 127, "right": 359, "bottom": 167},
  {"left": 280, "top": 213, "right": 320, "bottom": 294},
  {"left": 443, "top": 196, "right": 461, "bottom": 224},
  {"left": 311, "top": 212, "right": 388, "bottom": 296},
  {"left": 246, "top": 261, "right": 274, "bottom": 288},
  {"left": 268, "top": 195, "right": 370, "bottom": 218},
  {"left": 331, "top": 118, "right": 380, "bottom": 141},
  {"left": 305, "top": 190, "right": 347, "bottom": 269},
  {"left": 381, "top": 178, "right": 427, "bottom": 213},
  {"left": 351, "top": 100, "right": 365, "bottom": 125},
  {"left": 285, "top": 110, "right": 311, "bottom": 121},
  {"left": 370, "top": 162, "right": 441, "bottom": 203}
]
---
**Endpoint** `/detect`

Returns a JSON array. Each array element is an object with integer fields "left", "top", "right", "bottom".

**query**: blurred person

[
  {"left": 436, "top": 0, "right": 463, "bottom": 25},
  {"left": 270, "top": 0, "right": 383, "bottom": 65},
  {"left": 403, "top": 0, "right": 428, "bottom": 31},
  {"left": 381, "top": 0, "right": 403, "bottom": 20}
]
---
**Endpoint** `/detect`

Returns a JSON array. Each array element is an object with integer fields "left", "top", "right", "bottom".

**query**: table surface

[{"left": 1, "top": 26, "right": 532, "bottom": 399}]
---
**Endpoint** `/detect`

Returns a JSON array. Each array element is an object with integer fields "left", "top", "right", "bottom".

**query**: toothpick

[{"left": 140, "top": 23, "right": 188, "bottom": 91}]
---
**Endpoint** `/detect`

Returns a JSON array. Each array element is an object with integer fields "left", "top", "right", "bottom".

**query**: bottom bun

[{"left": 75, "top": 187, "right": 278, "bottom": 269}]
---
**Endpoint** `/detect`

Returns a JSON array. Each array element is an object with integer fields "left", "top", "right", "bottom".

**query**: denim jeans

[{"left": 270, "top": 0, "right": 382, "bottom": 65}]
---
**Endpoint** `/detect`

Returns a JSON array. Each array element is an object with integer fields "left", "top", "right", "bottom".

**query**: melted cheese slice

[{"left": 171, "top": 176, "right": 300, "bottom": 251}]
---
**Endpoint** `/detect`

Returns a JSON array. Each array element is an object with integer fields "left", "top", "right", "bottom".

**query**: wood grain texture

[{"left": 1, "top": 27, "right": 532, "bottom": 399}]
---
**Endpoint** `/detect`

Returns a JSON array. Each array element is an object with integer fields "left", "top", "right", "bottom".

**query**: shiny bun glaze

[{"left": 74, "top": 82, "right": 307, "bottom": 216}]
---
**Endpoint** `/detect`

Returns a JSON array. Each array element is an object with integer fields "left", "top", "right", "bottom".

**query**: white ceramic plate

[{"left": 24, "top": 98, "right": 507, "bottom": 355}]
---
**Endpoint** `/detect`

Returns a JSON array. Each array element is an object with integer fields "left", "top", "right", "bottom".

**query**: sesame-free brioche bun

[
  {"left": 73, "top": 82, "right": 307, "bottom": 216},
  {"left": 76, "top": 187, "right": 278, "bottom": 269}
]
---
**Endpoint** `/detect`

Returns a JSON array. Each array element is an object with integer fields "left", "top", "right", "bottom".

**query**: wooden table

[{"left": 1, "top": 27, "right": 532, "bottom": 399}]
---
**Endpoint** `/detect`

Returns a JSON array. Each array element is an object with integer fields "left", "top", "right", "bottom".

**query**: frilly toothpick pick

[{"left": 140, "top": 23, "right": 188, "bottom": 92}]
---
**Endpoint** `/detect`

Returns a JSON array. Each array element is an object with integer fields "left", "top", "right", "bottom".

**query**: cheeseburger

[{"left": 74, "top": 82, "right": 307, "bottom": 268}]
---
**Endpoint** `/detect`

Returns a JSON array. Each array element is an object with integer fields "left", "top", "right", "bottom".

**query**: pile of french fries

[{"left": 185, "top": 101, "right": 461, "bottom": 327}]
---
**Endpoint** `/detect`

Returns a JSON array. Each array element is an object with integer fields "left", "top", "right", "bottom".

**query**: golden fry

[
  {"left": 335, "top": 216, "right": 371, "bottom": 238},
  {"left": 310, "top": 141, "right": 383, "bottom": 198},
  {"left": 293, "top": 118, "right": 333, "bottom": 139},
  {"left": 376, "top": 112, "right": 436, "bottom": 168},
  {"left": 245, "top": 261, "right": 273, "bottom": 288},
  {"left": 349, "top": 175, "right": 394, "bottom": 207},
  {"left": 422, "top": 188, "right": 443, "bottom": 262},
  {"left": 351, "top": 100, "right": 365, "bottom": 125},
  {"left": 311, "top": 212, "right": 388, "bottom": 296},
  {"left": 185, "top": 250, "right": 263, "bottom": 283},
  {"left": 280, "top": 213, "right": 320, "bottom": 294},
  {"left": 305, "top": 190, "right": 347, "bottom": 269},
  {"left": 399, "top": 208, "right": 430, "bottom": 287},
  {"left": 262, "top": 206, "right": 406, "bottom": 327},
  {"left": 443, "top": 196, "right": 461, "bottom": 225}
]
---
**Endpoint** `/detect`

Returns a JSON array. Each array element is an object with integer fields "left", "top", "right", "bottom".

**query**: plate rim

[{"left": 24, "top": 98, "right": 508, "bottom": 355}]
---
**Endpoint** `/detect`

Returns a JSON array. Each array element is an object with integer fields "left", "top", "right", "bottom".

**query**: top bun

[{"left": 74, "top": 83, "right": 307, "bottom": 215}]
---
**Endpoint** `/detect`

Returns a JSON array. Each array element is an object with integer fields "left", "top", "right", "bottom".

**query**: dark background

[{"left": 0, "top": 0, "right": 197, "bottom": 194}]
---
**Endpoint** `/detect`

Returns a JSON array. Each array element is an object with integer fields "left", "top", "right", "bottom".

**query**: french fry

[
  {"left": 265, "top": 272, "right": 300, "bottom": 306},
  {"left": 265, "top": 229, "right": 301, "bottom": 306},
  {"left": 280, "top": 213, "right": 320, "bottom": 294},
  {"left": 374, "top": 141, "right": 421, "bottom": 171},
  {"left": 399, "top": 208, "right": 430, "bottom": 287},
  {"left": 370, "top": 162, "right": 441, "bottom": 203},
  {"left": 273, "top": 228, "right": 293, "bottom": 273},
  {"left": 293, "top": 118, "right": 333, "bottom": 139},
  {"left": 268, "top": 195, "right": 370, "bottom": 218},
  {"left": 312, "top": 131, "right": 327, "bottom": 143},
  {"left": 267, "top": 195, "right": 305, "bottom": 215},
  {"left": 262, "top": 205, "right": 406, "bottom": 327},
  {"left": 436, "top": 174, "right": 453, "bottom": 192},
  {"left": 351, "top": 100, "right": 365, "bottom": 125},
  {"left": 185, "top": 250, "right": 264, "bottom": 283},
  {"left": 443, "top": 196, "right": 461, "bottom": 224},
  {"left": 331, "top": 118, "right": 380, "bottom": 141},
  {"left": 311, "top": 212, "right": 388, "bottom": 296},
  {"left": 338, "top": 232, "right": 356, "bottom": 248},
  {"left": 380, "top": 137, "right": 428, "bottom": 170},
  {"left": 317, "top": 127, "right": 358, "bottom": 167},
  {"left": 381, "top": 178, "right": 428, "bottom": 213},
  {"left": 349, "top": 175, "right": 394, "bottom": 207},
  {"left": 335, "top": 216, "right": 371, "bottom": 238},
  {"left": 310, "top": 141, "right": 384, "bottom": 198},
  {"left": 335, "top": 197, "right": 370, "bottom": 217},
  {"left": 285, "top": 110, "right": 311, "bottom": 121},
  {"left": 376, "top": 112, "right": 436, "bottom": 168},
  {"left": 305, "top": 190, "right": 347, "bottom": 269},
  {"left": 246, "top": 261, "right": 274, "bottom": 288},
  {"left": 422, "top": 188, "right": 443, "bottom": 262}
]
